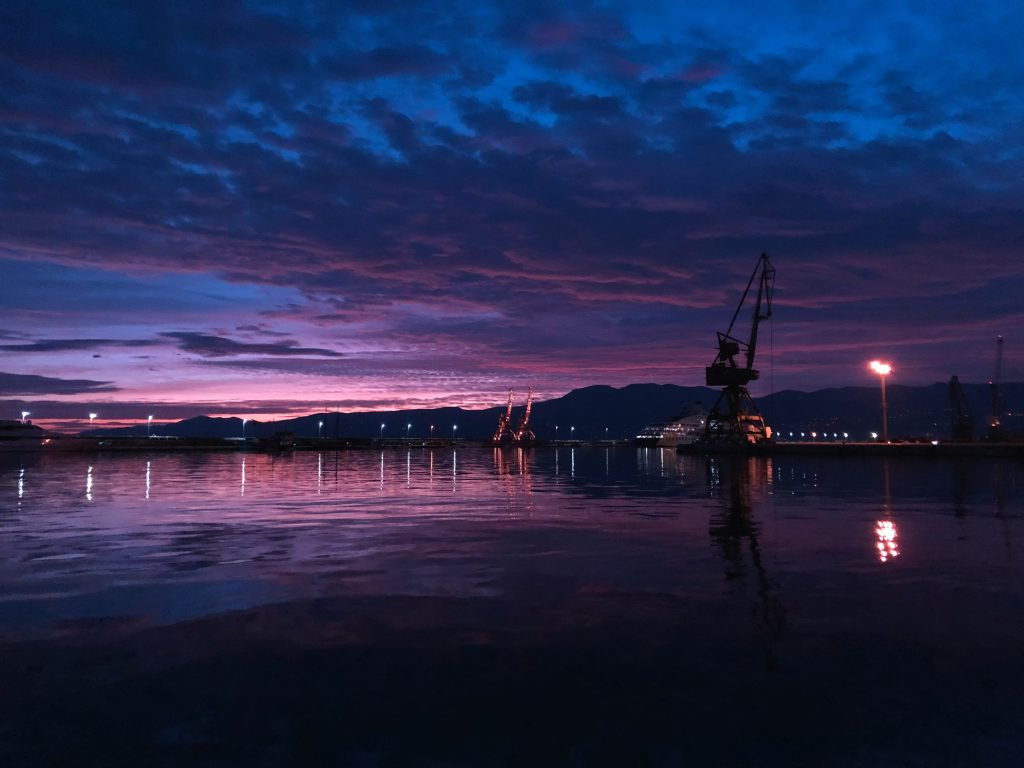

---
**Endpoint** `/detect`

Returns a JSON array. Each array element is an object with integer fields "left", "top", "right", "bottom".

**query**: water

[{"left": 1, "top": 448, "right": 1022, "bottom": 765}]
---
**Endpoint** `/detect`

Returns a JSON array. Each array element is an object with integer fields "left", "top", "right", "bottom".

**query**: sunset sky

[{"left": 2, "top": 1, "right": 1022, "bottom": 428}]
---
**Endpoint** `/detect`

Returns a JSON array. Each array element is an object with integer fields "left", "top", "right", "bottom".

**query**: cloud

[
  {"left": 161, "top": 332, "right": 343, "bottom": 358},
  {"left": 0, "top": 338, "right": 155, "bottom": 353},
  {"left": 0, "top": 372, "right": 119, "bottom": 395},
  {"left": 0, "top": 0, "right": 1022, "bottom": 408}
]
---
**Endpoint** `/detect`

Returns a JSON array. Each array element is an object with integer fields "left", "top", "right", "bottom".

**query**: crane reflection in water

[{"left": 706, "top": 455, "right": 786, "bottom": 666}]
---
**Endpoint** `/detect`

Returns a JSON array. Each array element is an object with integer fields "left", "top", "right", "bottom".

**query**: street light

[
  {"left": 21, "top": 411, "right": 29, "bottom": 424},
  {"left": 605, "top": 427, "right": 609, "bottom": 440},
  {"left": 89, "top": 412, "right": 98, "bottom": 428},
  {"left": 869, "top": 360, "right": 893, "bottom": 442},
  {"left": 406, "top": 422, "right": 412, "bottom": 439},
  {"left": 380, "top": 422, "right": 385, "bottom": 439},
  {"left": 318, "top": 420, "right": 324, "bottom": 439},
  {"left": 147, "top": 414, "right": 154, "bottom": 437},
  {"left": 570, "top": 426, "right": 575, "bottom": 441},
  {"left": 242, "top": 418, "right": 249, "bottom": 439},
  {"left": 430, "top": 425, "right": 435, "bottom": 437},
  {"left": 452, "top": 424, "right": 458, "bottom": 440}
]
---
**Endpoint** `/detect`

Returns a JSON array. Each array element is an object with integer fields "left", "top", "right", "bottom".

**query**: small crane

[
  {"left": 492, "top": 390, "right": 515, "bottom": 445},
  {"left": 514, "top": 388, "right": 535, "bottom": 444},
  {"left": 703, "top": 253, "right": 775, "bottom": 444},
  {"left": 989, "top": 335, "right": 1004, "bottom": 440}
]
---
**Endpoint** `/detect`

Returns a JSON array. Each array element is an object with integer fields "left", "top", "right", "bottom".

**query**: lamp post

[
  {"left": 430, "top": 425, "right": 435, "bottom": 437},
  {"left": 406, "top": 422, "right": 411, "bottom": 439},
  {"left": 147, "top": 414, "right": 153, "bottom": 437},
  {"left": 318, "top": 420, "right": 324, "bottom": 439},
  {"left": 570, "top": 426, "right": 575, "bottom": 441},
  {"left": 380, "top": 423, "right": 385, "bottom": 440},
  {"left": 21, "top": 411, "right": 29, "bottom": 424},
  {"left": 605, "top": 427, "right": 609, "bottom": 440},
  {"left": 242, "top": 418, "right": 249, "bottom": 439},
  {"left": 89, "top": 412, "right": 98, "bottom": 428},
  {"left": 555, "top": 425, "right": 559, "bottom": 440},
  {"left": 452, "top": 424, "right": 457, "bottom": 441},
  {"left": 869, "top": 360, "right": 893, "bottom": 442}
]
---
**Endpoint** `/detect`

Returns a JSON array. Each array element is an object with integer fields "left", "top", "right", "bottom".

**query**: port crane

[
  {"left": 492, "top": 390, "right": 515, "bottom": 444},
  {"left": 514, "top": 387, "right": 535, "bottom": 444},
  {"left": 989, "top": 335, "right": 1004, "bottom": 440},
  {"left": 703, "top": 253, "right": 775, "bottom": 444}
]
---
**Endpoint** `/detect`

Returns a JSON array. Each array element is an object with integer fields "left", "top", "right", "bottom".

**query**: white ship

[{"left": 635, "top": 404, "right": 707, "bottom": 448}]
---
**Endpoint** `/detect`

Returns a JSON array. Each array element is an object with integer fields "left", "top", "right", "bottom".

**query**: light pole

[
  {"left": 555, "top": 425, "right": 559, "bottom": 440},
  {"left": 242, "top": 418, "right": 249, "bottom": 439},
  {"left": 570, "top": 426, "right": 575, "bottom": 441},
  {"left": 605, "top": 427, "right": 608, "bottom": 440},
  {"left": 21, "top": 411, "right": 29, "bottom": 424},
  {"left": 147, "top": 414, "right": 153, "bottom": 437},
  {"left": 452, "top": 424, "right": 457, "bottom": 441},
  {"left": 406, "top": 422, "right": 411, "bottom": 439},
  {"left": 430, "top": 425, "right": 435, "bottom": 438},
  {"left": 89, "top": 412, "right": 98, "bottom": 428},
  {"left": 380, "top": 422, "right": 385, "bottom": 440},
  {"left": 318, "top": 420, "right": 324, "bottom": 439},
  {"left": 869, "top": 360, "right": 892, "bottom": 442}
]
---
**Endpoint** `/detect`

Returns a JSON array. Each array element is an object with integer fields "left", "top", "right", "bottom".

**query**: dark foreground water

[{"left": 1, "top": 447, "right": 1022, "bottom": 766}]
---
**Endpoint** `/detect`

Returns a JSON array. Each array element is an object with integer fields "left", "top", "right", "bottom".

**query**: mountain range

[{"left": 90, "top": 382, "right": 1023, "bottom": 441}]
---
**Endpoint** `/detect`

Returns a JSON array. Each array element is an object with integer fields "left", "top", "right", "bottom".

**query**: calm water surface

[{"left": 1, "top": 447, "right": 1022, "bottom": 766}]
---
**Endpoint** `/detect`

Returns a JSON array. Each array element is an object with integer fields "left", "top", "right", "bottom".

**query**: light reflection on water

[{"left": 0, "top": 448, "right": 1021, "bottom": 635}]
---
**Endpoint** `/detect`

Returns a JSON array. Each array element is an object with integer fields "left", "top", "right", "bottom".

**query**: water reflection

[
  {"left": 492, "top": 447, "right": 536, "bottom": 518},
  {"left": 86, "top": 464, "right": 93, "bottom": 502},
  {"left": 874, "top": 460, "right": 900, "bottom": 564},
  {"left": 875, "top": 519, "right": 900, "bottom": 562},
  {"left": 240, "top": 457, "right": 246, "bottom": 496},
  {"left": 145, "top": 460, "right": 151, "bottom": 500},
  {"left": 708, "top": 456, "right": 785, "bottom": 665},
  {"left": 18, "top": 467, "right": 24, "bottom": 500}
]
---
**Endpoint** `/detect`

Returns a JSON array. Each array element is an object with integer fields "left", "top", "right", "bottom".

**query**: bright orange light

[{"left": 869, "top": 360, "right": 892, "bottom": 376}]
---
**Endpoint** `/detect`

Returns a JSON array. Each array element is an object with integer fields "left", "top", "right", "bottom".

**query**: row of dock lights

[
  {"left": 375, "top": 424, "right": 458, "bottom": 439},
  {"left": 26, "top": 358, "right": 892, "bottom": 441}
]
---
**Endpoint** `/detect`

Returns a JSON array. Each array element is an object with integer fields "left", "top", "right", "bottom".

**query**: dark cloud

[
  {"left": 161, "top": 332, "right": 343, "bottom": 358},
  {"left": 0, "top": 372, "right": 119, "bottom": 395},
  {"left": 0, "top": 339, "right": 155, "bottom": 353}
]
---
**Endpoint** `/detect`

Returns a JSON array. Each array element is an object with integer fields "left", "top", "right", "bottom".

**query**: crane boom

[{"left": 706, "top": 253, "right": 775, "bottom": 387}]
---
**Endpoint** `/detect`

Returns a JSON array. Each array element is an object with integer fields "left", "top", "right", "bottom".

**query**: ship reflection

[{"left": 707, "top": 456, "right": 785, "bottom": 666}]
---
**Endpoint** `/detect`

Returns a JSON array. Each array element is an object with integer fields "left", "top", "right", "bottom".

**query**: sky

[{"left": 2, "top": 0, "right": 1022, "bottom": 428}]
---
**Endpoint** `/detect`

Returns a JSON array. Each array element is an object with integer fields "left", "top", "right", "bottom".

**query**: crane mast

[{"left": 703, "top": 253, "right": 775, "bottom": 444}]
